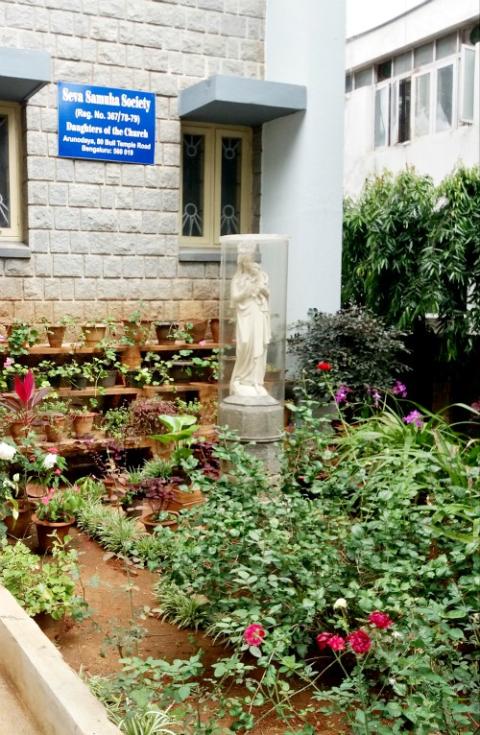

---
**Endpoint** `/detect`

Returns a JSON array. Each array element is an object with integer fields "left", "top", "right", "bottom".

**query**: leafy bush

[{"left": 288, "top": 307, "right": 409, "bottom": 405}]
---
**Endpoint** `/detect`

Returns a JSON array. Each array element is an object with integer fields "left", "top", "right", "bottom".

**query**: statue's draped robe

[{"left": 230, "top": 267, "right": 271, "bottom": 394}]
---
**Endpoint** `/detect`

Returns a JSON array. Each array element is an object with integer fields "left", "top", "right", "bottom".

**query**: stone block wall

[{"left": 0, "top": 0, "right": 265, "bottom": 326}]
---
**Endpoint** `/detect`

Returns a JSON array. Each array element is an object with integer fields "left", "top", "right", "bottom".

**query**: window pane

[
  {"left": 414, "top": 42, "right": 433, "bottom": 67},
  {"left": 436, "top": 65, "right": 453, "bottom": 131},
  {"left": 220, "top": 137, "right": 242, "bottom": 236},
  {"left": 398, "top": 78, "right": 411, "bottom": 142},
  {"left": 374, "top": 86, "right": 390, "bottom": 147},
  {"left": 377, "top": 60, "right": 392, "bottom": 82},
  {"left": 0, "top": 116, "right": 10, "bottom": 228},
  {"left": 345, "top": 73, "right": 352, "bottom": 93},
  {"left": 394, "top": 51, "right": 412, "bottom": 75},
  {"left": 414, "top": 73, "right": 430, "bottom": 136},
  {"left": 182, "top": 133, "right": 204, "bottom": 237},
  {"left": 436, "top": 33, "right": 457, "bottom": 59},
  {"left": 461, "top": 46, "right": 475, "bottom": 122},
  {"left": 354, "top": 67, "right": 372, "bottom": 89}
]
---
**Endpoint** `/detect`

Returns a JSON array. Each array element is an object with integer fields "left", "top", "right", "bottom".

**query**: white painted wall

[{"left": 261, "top": 0, "right": 346, "bottom": 323}]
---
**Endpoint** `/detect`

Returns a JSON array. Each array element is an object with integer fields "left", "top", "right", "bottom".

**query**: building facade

[
  {"left": 344, "top": 0, "right": 480, "bottom": 196},
  {"left": 0, "top": 0, "right": 345, "bottom": 329}
]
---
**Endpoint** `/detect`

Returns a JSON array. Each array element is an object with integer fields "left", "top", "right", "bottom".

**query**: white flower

[
  {"left": 0, "top": 442, "right": 16, "bottom": 461},
  {"left": 43, "top": 453, "right": 58, "bottom": 470},
  {"left": 12, "top": 473, "right": 20, "bottom": 482},
  {"left": 391, "top": 631, "right": 403, "bottom": 640},
  {"left": 388, "top": 677, "right": 396, "bottom": 686},
  {"left": 333, "top": 597, "right": 348, "bottom": 610}
]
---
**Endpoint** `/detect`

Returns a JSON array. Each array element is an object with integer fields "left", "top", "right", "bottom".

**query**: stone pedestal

[{"left": 218, "top": 395, "right": 284, "bottom": 475}]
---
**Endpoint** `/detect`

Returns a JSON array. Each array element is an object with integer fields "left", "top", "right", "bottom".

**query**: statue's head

[{"left": 237, "top": 240, "right": 258, "bottom": 269}]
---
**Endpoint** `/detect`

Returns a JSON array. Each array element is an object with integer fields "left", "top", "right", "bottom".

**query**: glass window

[
  {"left": 182, "top": 133, "right": 205, "bottom": 237},
  {"left": 394, "top": 51, "right": 412, "bottom": 75},
  {"left": 436, "top": 33, "right": 457, "bottom": 60},
  {"left": 0, "top": 116, "right": 10, "bottom": 228},
  {"left": 460, "top": 46, "right": 475, "bottom": 123},
  {"left": 345, "top": 73, "right": 353, "bottom": 93},
  {"left": 354, "top": 67, "right": 373, "bottom": 89},
  {"left": 414, "top": 42, "right": 434, "bottom": 67},
  {"left": 414, "top": 73, "right": 431, "bottom": 136},
  {"left": 374, "top": 86, "right": 390, "bottom": 147},
  {"left": 0, "top": 104, "right": 22, "bottom": 242},
  {"left": 180, "top": 124, "right": 252, "bottom": 247},
  {"left": 220, "top": 137, "right": 242, "bottom": 236},
  {"left": 398, "top": 78, "right": 411, "bottom": 142},
  {"left": 436, "top": 64, "right": 453, "bottom": 131},
  {"left": 377, "top": 60, "right": 392, "bottom": 82}
]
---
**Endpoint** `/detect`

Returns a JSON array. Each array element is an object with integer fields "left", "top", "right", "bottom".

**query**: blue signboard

[{"left": 58, "top": 81, "right": 155, "bottom": 165}]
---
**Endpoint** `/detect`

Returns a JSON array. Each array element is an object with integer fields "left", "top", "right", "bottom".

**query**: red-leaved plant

[{"left": 0, "top": 371, "right": 50, "bottom": 429}]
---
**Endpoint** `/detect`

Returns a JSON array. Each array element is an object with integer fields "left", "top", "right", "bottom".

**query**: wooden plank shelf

[{"left": 24, "top": 341, "right": 221, "bottom": 355}]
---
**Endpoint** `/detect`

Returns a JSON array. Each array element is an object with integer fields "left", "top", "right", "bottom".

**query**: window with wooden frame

[
  {"left": 180, "top": 123, "right": 252, "bottom": 247},
  {"left": 0, "top": 103, "right": 23, "bottom": 242}
]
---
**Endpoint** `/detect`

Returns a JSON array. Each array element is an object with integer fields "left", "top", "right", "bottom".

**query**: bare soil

[{"left": 39, "top": 529, "right": 342, "bottom": 734}]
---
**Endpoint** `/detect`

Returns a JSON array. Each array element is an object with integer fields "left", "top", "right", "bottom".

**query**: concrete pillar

[{"left": 261, "top": 0, "right": 346, "bottom": 324}]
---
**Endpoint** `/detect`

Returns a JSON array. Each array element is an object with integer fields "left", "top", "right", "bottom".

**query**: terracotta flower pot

[
  {"left": 141, "top": 511, "right": 179, "bottom": 534},
  {"left": 46, "top": 325, "right": 66, "bottom": 348},
  {"left": 71, "top": 412, "right": 97, "bottom": 437},
  {"left": 81, "top": 324, "right": 107, "bottom": 346},
  {"left": 44, "top": 414, "right": 68, "bottom": 443},
  {"left": 26, "top": 482, "right": 47, "bottom": 500},
  {"left": 32, "top": 513, "right": 75, "bottom": 554},
  {"left": 167, "top": 485, "right": 204, "bottom": 512},
  {"left": 189, "top": 320, "right": 208, "bottom": 343},
  {"left": 155, "top": 322, "right": 178, "bottom": 344},
  {"left": 120, "top": 345, "right": 142, "bottom": 370},
  {"left": 210, "top": 318, "right": 220, "bottom": 343},
  {"left": 9, "top": 421, "right": 29, "bottom": 442},
  {"left": 4, "top": 500, "right": 34, "bottom": 539}
]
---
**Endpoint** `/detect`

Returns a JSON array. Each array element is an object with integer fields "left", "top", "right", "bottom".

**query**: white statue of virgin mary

[{"left": 229, "top": 241, "right": 272, "bottom": 399}]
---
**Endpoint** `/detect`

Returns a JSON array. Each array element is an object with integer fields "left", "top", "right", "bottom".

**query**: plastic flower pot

[
  {"left": 209, "top": 318, "right": 220, "bottom": 343},
  {"left": 141, "top": 510, "right": 179, "bottom": 534},
  {"left": 99, "top": 369, "right": 117, "bottom": 388},
  {"left": 46, "top": 325, "right": 66, "bottom": 348},
  {"left": 4, "top": 500, "right": 34, "bottom": 539},
  {"left": 168, "top": 360, "right": 193, "bottom": 383},
  {"left": 155, "top": 322, "right": 178, "bottom": 344},
  {"left": 71, "top": 412, "right": 97, "bottom": 438},
  {"left": 32, "top": 513, "right": 75, "bottom": 554},
  {"left": 81, "top": 324, "right": 107, "bottom": 346}
]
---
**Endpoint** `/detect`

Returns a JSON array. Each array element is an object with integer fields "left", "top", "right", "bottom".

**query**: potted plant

[
  {"left": 122, "top": 303, "right": 152, "bottom": 346},
  {"left": 12, "top": 441, "right": 68, "bottom": 502},
  {"left": 1, "top": 359, "right": 29, "bottom": 392},
  {"left": 40, "top": 315, "right": 76, "bottom": 349},
  {"left": 32, "top": 487, "right": 80, "bottom": 554},
  {"left": 81, "top": 321, "right": 107, "bottom": 347},
  {"left": 0, "top": 371, "right": 51, "bottom": 441},
  {"left": 150, "top": 414, "right": 204, "bottom": 511},
  {"left": 102, "top": 406, "right": 131, "bottom": 440},
  {"left": 0, "top": 442, "right": 33, "bottom": 539},
  {"left": 71, "top": 403, "right": 98, "bottom": 438},
  {"left": 5, "top": 322, "right": 39, "bottom": 356},
  {"left": 41, "top": 399, "right": 71, "bottom": 443},
  {"left": 129, "top": 398, "right": 176, "bottom": 437},
  {"left": 154, "top": 321, "right": 179, "bottom": 344}
]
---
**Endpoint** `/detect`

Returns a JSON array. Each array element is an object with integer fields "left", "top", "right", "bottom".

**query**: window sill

[
  {"left": 179, "top": 248, "right": 221, "bottom": 262},
  {"left": 0, "top": 243, "right": 30, "bottom": 259}
]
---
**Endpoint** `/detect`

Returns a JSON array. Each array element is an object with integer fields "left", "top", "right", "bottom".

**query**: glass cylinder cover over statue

[{"left": 219, "top": 234, "right": 289, "bottom": 407}]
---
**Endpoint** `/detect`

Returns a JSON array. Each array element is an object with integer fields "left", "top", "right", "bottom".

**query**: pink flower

[
  {"left": 316, "top": 632, "right": 333, "bottom": 650},
  {"left": 54, "top": 468, "right": 62, "bottom": 476},
  {"left": 198, "top": 339, "right": 207, "bottom": 346},
  {"left": 347, "top": 629, "right": 372, "bottom": 654},
  {"left": 392, "top": 380, "right": 407, "bottom": 398},
  {"left": 368, "top": 611, "right": 393, "bottom": 629},
  {"left": 243, "top": 624, "right": 266, "bottom": 647},
  {"left": 403, "top": 409, "right": 424, "bottom": 428},
  {"left": 3, "top": 357, "right": 14, "bottom": 368},
  {"left": 40, "top": 488, "right": 55, "bottom": 505},
  {"left": 335, "top": 385, "right": 350, "bottom": 404},
  {"left": 327, "top": 635, "right": 346, "bottom": 652}
]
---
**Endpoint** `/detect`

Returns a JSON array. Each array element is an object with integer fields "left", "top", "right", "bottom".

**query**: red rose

[
  {"left": 316, "top": 361, "right": 332, "bottom": 372},
  {"left": 368, "top": 611, "right": 393, "bottom": 629},
  {"left": 315, "top": 632, "right": 332, "bottom": 650},
  {"left": 327, "top": 635, "right": 346, "bottom": 652},
  {"left": 347, "top": 629, "right": 372, "bottom": 654}
]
